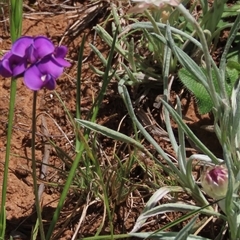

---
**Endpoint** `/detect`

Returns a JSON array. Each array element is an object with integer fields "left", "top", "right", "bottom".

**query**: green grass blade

[
  {"left": 75, "top": 35, "right": 86, "bottom": 152},
  {"left": 141, "top": 203, "right": 224, "bottom": 221},
  {"left": 132, "top": 201, "right": 224, "bottom": 239},
  {"left": 46, "top": 144, "right": 86, "bottom": 240},
  {"left": 231, "top": 78, "right": 240, "bottom": 146},
  {"left": 1, "top": 1, "right": 23, "bottom": 237},
  {"left": 75, "top": 119, "right": 153, "bottom": 158},
  {"left": 175, "top": 215, "right": 198, "bottom": 239},
  {"left": 0, "top": 79, "right": 17, "bottom": 238},
  {"left": 118, "top": 83, "right": 185, "bottom": 184},
  {"left": 131, "top": 186, "right": 185, "bottom": 233},
  {"left": 10, "top": 0, "right": 23, "bottom": 41},
  {"left": 46, "top": 28, "right": 119, "bottom": 240},
  {"left": 81, "top": 234, "right": 130, "bottom": 240},
  {"left": 130, "top": 232, "right": 211, "bottom": 239},
  {"left": 161, "top": 99, "right": 220, "bottom": 164},
  {"left": 89, "top": 43, "right": 108, "bottom": 66},
  {"left": 88, "top": 27, "right": 118, "bottom": 123},
  {"left": 124, "top": 22, "right": 202, "bottom": 49},
  {"left": 94, "top": 25, "right": 126, "bottom": 57}
]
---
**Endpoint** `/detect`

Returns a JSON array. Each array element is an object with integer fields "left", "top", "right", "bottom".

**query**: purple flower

[
  {"left": 0, "top": 36, "right": 70, "bottom": 91},
  {"left": 24, "top": 46, "right": 70, "bottom": 90},
  {"left": 0, "top": 36, "right": 55, "bottom": 78}
]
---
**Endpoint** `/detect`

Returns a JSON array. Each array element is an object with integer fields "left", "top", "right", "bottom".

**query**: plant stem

[{"left": 32, "top": 91, "right": 45, "bottom": 240}]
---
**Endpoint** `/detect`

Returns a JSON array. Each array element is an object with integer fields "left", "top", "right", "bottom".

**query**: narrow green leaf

[
  {"left": 141, "top": 203, "right": 223, "bottom": 220},
  {"left": 94, "top": 25, "right": 126, "bottom": 57},
  {"left": 131, "top": 186, "right": 185, "bottom": 233},
  {"left": 89, "top": 43, "right": 107, "bottom": 66},
  {"left": 160, "top": 99, "right": 220, "bottom": 164},
  {"left": 219, "top": 14, "right": 240, "bottom": 80},
  {"left": 75, "top": 119, "right": 153, "bottom": 158},
  {"left": 231, "top": 78, "right": 240, "bottom": 140},
  {"left": 75, "top": 36, "right": 86, "bottom": 152},
  {"left": 166, "top": 24, "right": 208, "bottom": 89}
]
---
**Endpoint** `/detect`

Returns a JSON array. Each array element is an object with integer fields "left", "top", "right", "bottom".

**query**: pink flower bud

[{"left": 201, "top": 166, "right": 228, "bottom": 200}]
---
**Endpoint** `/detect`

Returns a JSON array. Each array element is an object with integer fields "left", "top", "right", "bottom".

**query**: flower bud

[{"left": 201, "top": 166, "right": 228, "bottom": 200}]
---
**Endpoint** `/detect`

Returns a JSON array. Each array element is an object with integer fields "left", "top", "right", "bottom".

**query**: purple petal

[
  {"left": 55, "top": 46, "right": 67, "bottom": 58},
  {"left": 9, "top": 54, "right": 28, "bottom": 77},
  {"left": 11, "top": 36, "right": 33, "bottom": 58},
  {"left": 12, "top": 62, "right": 27, "bottom": 77},
  {"left": 54, "top": 57, "right": 71, "bottom": 67},
  {"left": 0, "top": 59, "right": 12, "bottom": 77},
  {"left": 38, "top": 56, "right": 63, "bottom": 78},
  {"left": 25, "top": 44, "right": 39, "bottom": 64},
  {"left": 0, "top": 52, "right": 27, "bottom": 77},
  {"left": 44, "top": 76, "right": 56, "bottom": 90},
  {"left": 54, "top": 46, "right": 71, "bottom": 67},
  {"left": 24, "top": 65, "right": 45, "bottom": 90},
  {"left": 34, "top": 36, "right": 55, "bottom": 58}
]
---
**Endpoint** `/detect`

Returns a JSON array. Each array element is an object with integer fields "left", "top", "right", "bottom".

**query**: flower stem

[{"left": 32, "top": 91, "right": 45, "bottom": 240}]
